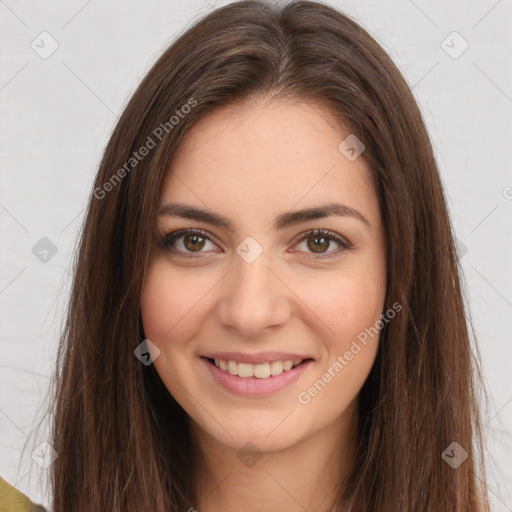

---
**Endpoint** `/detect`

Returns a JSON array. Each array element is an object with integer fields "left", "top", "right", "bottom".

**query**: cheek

[
  {"left": 140, "top": 271, "right": 174, "bottom": 342},
  {"left": 297, "top": 266, "right": 386, "bottom": 347},
  {"left": 139, "top": 262, "right": 207, "bottom": 402},
  {"left": 140, "top": 261, "right": 213, "bottom": 343},
  {"left": 297, "top": 263, "right": 385, "bottom": 396},
  {"left": 295, "top": 277, "right": 382, "bottom": 417}
]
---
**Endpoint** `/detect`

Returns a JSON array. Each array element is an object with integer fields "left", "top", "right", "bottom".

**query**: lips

[{"left": 200, "top": 356, "right": 314, "bottom": 396}]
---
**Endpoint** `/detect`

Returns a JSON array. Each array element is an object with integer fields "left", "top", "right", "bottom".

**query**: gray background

[{"left": 1, "top": 0, "right": 511, "bottom": 510}]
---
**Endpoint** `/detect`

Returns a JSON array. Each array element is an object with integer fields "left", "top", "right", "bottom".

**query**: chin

[{"left": 198, "top": 410, "right": 308, "bottom": 454}]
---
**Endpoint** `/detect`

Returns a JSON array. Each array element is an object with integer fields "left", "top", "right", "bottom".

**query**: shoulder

[{"left": 0, "top": 477, "right": 47, "bottom": 512}]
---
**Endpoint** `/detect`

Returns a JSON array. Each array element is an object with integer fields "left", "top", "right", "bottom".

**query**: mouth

[
  {"left": 200, "top": 356, "right": 314, "bottom": 396},
  {"left": 204, "top": 356, "right": 312, "bottom": 378}
]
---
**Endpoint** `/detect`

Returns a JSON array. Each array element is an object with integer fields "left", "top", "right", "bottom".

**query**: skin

[{"left": 140, "top": 96, "right": 387, "bottom": 512}]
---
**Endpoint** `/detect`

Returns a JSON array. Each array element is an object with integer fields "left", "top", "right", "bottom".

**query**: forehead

[
  {"left": 160, "top": 98, "right": 380, "bottom": 229},
  {"left": 170, "top": 97, "right": 351, "bottom": 171}
]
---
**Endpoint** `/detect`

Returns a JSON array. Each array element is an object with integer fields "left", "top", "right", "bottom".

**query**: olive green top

[{"left": 0, "top": 477, "right": 47, "bottom": 512}]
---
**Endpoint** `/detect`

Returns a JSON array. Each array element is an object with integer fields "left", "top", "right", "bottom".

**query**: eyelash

[{"left": 158, "top": 228, "right": 352, "bottom": 260}]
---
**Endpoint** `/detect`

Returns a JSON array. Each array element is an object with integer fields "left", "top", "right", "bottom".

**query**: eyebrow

[{"left": 156, "top": 201, "right": 370, "bottom": 231}]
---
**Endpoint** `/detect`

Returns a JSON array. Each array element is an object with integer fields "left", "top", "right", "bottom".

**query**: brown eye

[
  {"left": 160, "top": 229, "right": 217, "bottom": 257},
  {"left": 307, "top": 235, "right": 330, "bottom": 253},
  {"left": 183, "top": 233, "right": 206, "bottom": 252},
  {"left": 293, "top": 229, "right": 351, "bottom": 259}
]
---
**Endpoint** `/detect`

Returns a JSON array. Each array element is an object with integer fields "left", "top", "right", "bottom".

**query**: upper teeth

[{"left": 214, "top": 359, "right": 303, "bottom": 378}]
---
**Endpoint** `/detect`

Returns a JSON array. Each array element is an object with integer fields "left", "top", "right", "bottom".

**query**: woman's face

[{"left": 140, "top": 98, "right": 387, "bottom": 453}]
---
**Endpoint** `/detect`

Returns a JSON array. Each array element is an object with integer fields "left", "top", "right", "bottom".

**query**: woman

[{"left": 46, "top": 1, "right": 490, "bottom": 510}]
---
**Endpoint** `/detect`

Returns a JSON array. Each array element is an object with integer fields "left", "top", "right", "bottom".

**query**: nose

[{"left": 216, "top": 248, "right": 292, "bottom": 339}]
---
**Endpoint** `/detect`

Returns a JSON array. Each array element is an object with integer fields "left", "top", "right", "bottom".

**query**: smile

[
  {"left": 211, "top": 358, "right": 304, "bottom": 378},
  {"left": 200, "top": 356, "right": 314, "bottom": 396}
]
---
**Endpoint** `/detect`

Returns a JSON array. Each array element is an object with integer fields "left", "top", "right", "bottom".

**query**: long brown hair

[{"left": 49, "top": 1, "right": 490, "bottom": 510}]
